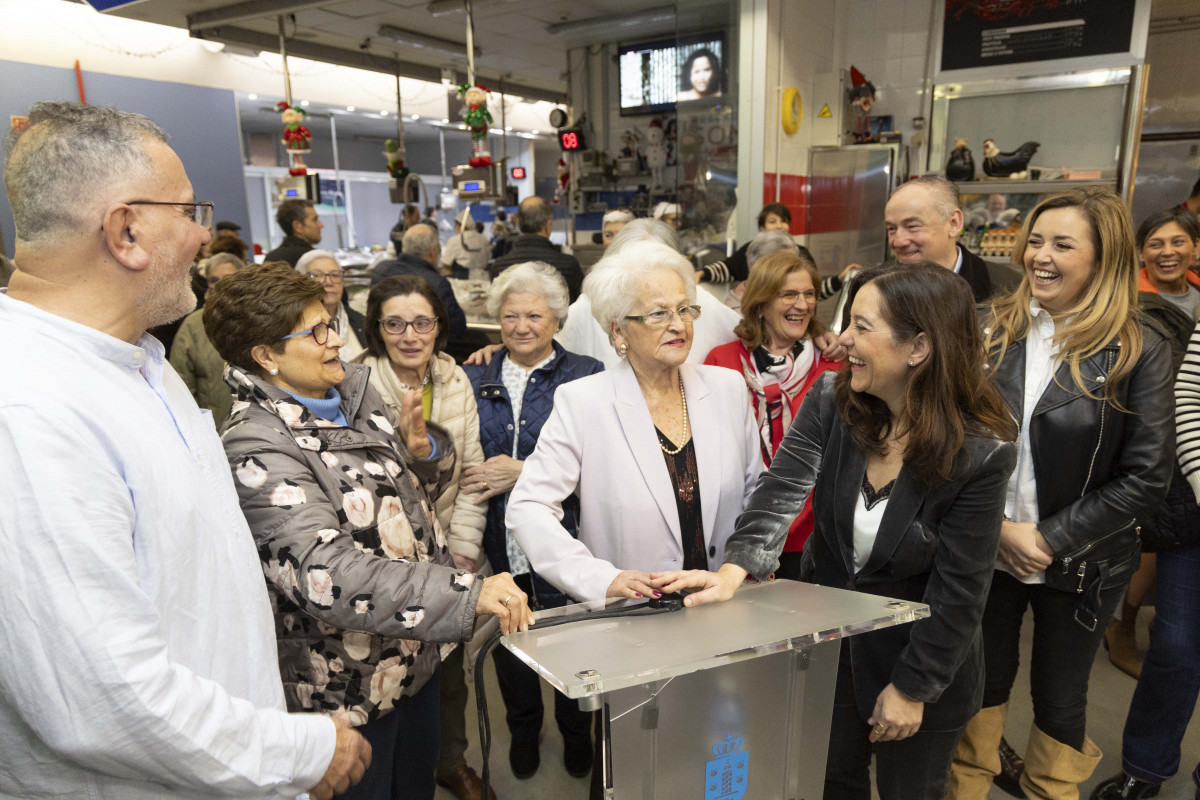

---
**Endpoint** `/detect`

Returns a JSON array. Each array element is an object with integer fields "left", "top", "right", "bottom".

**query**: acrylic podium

[{"left": 500, "top": 580, "right": 929, "bottom": 800}]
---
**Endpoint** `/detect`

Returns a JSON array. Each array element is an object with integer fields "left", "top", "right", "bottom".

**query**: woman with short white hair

[
  {"left": 461, "top": 261, "right": 604, "bottom": 781},
  {"left": 506, "top": 239, "right": 762, "bottom": 605},
  {"left": 556, "top": 219, "right": 742, "bottom": 369},
  {"left": 601, "top": 209, "right": 634, "bottom": 249},
  {"left": 296, "top": 249, "right": 366, "bottom": 360}
]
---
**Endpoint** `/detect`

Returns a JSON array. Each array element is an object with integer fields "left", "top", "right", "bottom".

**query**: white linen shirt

[
  {"left": 998, "top": 299, "right": 1059, "bottom": 585},
  {"left": 0, "top": 292, "right": 333, "bottom": 798}
]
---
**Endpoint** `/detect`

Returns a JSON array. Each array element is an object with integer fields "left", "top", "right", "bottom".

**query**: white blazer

[{"left": 506, "top": 359, "right": 763, "bottom": 602}]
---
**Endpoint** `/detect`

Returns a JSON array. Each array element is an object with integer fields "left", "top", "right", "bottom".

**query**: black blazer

[{"left": 724, "top": 373, "right": 1016, "bottom": 730}]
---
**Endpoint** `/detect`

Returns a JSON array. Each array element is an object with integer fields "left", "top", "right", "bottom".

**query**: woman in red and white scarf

[{"left": 705, "top": 249, "right": 841, "bottom": 578}]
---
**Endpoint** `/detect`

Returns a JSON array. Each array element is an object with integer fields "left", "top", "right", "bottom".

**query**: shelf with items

[{"left": 954, "top": 178, "right": 1116, "bottom": 195}]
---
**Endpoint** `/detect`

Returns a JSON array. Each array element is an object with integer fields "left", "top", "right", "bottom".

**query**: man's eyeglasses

[
  {"left": 279, "top": 317, "right": 340, "bottom": 345},
  {"left": 624, "top": 304, "right": 702, "bottom": 327},
  {"left": 126, "top": 201, "right": 214, "bottom": 228},
  {"left": 380, "top": 316, "right": 438, "bottom": 335}
]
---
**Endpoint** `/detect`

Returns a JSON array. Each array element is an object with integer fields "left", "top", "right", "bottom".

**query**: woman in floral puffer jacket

[{"left": 205, "top": 263, "right": 531, "bottom": 800}]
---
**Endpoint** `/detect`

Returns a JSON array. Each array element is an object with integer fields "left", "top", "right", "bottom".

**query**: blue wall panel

[{"left": 0, "top": 60, "right": 249, "bottom": 258}]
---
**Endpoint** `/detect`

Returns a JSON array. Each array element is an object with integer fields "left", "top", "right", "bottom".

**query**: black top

[
  {"left": 263, "top": 235, "right": 314, "bottom": 268},
  {"left": 656, "top": 429, "right": 706, "bottom": 571},
  {"left": 488, "top": 234, "right": 584, "bottom": 302}
]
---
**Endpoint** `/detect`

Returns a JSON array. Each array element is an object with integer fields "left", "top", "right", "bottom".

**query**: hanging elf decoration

[
  {"left": 383, "top": 139, "right": 409, "bottom": 182},
  {"left": 457, "top": 83, "right": 493, "bottom": 167},
  {"left": 276, "top": 100, "right": 312, "bottom": 176}
]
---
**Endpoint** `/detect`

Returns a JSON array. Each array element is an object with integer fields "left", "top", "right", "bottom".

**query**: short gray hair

[
  {"left": 585, "top": 240, "right": 696, "bottom": 344},
  {"left": 747, "top": 230, "right": 796, "bottom": 267},
  {"left": 401, "top": 224, "right": 439, "bottom": 256},
  {"left": 199, "top": 252, "right": 245, "bottom": 277},
  {"left": 602, "top": 209, "right": 634, "bottom": 227},
  {"left": 487, "top": 261, "right": 571, "bottom": 321},
  {"left": 894, "top": 176, "right": 961, "bottom": 222},
  {"left": 295, "top": 249, "right": 339, "bottom": 273},
  {"left": 607, "top": 218, "right": 683, "bottom": 255},
  {"left": 5, "top": 102, "right": 168, "bottom": 246}
]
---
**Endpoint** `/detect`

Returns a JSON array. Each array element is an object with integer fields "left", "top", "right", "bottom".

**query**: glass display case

[{"left": 928, "top": 67, "right": 1148, "bottom": 259}]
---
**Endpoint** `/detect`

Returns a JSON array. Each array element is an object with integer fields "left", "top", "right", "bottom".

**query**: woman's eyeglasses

[
  {"left": 380, "top": 316, "right": 437, "bottom": 335},
  {"left": 279, "top": 317, "right": 340, "bottom": 345},
  {"left": 624, "top": 304, "right": 702, "bottom": 327}
]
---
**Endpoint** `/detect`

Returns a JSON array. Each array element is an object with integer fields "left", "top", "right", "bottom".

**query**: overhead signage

[{"left": 941, "top": 0, "right": 1137, "bottom": 72}]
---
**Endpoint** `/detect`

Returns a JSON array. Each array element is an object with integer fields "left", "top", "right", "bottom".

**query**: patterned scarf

[{"left": 740, "top": 339, "right": 814, "bottom": 464}]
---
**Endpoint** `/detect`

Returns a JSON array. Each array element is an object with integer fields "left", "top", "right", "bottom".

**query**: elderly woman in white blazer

[{"left": 506, "top": 240, "right": 762, "bottom": 603}]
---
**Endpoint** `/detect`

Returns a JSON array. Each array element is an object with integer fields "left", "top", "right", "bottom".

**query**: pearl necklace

[
  {"left": 659, "top": 374, "right": 689, "bottom": 455},
  {"left": 396, "top": 370, "right": 430, "bottom": 394}
]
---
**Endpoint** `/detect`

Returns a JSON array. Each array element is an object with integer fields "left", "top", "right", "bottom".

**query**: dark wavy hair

[
  {"left": 1136, "top": 206, "right": 1199, "bottom": 251},
  {"left": 834, "top": 262, "right": 1016, "bottom": 484},
  {"left": 679, "top": 47, "right": 721, "bottom": 95},
  {"left": 757, "top": 202, "right": 791, "bottom": 229},
  {"left": 362, "top": 275, "right": 449, "bottom": 359},
  {"left": 204, "top": 261, "right": 325, "bottom": 374}
]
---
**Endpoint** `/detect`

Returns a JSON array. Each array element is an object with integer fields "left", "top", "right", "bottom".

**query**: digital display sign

[
  {"left": 558, "top": 128, "right": 585, "bottom": 152},
  {"left": 511, "top": 167, "right": 527, "bottom": 180}
]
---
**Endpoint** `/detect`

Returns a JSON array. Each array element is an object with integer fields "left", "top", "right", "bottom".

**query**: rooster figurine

[
  {"left": 945, "top": 137, "right": 975, "bottom": 181},
  {"left": 983, "top": 139, "right": 1039, "bottom": 179}
]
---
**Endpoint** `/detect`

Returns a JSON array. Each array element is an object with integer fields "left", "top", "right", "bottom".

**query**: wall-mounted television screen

[{"left": 618, "top": 33, "right": 726, "bottom": 116}]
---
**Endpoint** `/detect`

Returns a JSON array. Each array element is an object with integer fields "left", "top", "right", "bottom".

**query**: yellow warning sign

[{"left": 818, "top": 104, "right": 832, "bottom": 118}]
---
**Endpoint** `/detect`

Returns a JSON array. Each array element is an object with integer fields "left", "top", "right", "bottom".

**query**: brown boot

[
  {"left": 1019, "top": 724, "right": 1101, "bottom": 800},
  {"left": 947, "top": 703, "right": 1007, "bottom": 800},
  {"left": 1104, "top": 602, "right": 1143, "bottom": 678}
]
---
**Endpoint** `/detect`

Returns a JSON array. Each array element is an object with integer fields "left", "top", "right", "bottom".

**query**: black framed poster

[{"left": 941, "top": 0, "right": 1137, "bottom": 73}]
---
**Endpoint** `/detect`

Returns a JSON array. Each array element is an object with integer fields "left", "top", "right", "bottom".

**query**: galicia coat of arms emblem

[{"left": 704, "top": 734, "right": 748, "bottom": 800}]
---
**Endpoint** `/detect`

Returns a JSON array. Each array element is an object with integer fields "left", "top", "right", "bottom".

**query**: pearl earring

[
  {"left": 619, "top": 343, "right": 628, "bottom": 354},
  {"left": 907, "top": 360, "right": 915, "bottom": 367},
  {"left": 269, "top": 368, "right": 279, "bottom": 376}
]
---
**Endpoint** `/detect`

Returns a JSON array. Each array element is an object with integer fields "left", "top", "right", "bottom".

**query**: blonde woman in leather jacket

[{"left": 948, "top": 187, "right": 1174, "bottom": 800}]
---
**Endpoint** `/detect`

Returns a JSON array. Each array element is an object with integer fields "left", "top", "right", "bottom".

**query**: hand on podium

[
  {"left": 651, "top": 563, "right": 748, "bottom": 607},
  {"left": 478, "top": 573, "right": 536, "bottom": 634}
]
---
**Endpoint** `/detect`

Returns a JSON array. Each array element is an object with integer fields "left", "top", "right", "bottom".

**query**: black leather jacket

[{"left": 988, "top": 319, "right": 1174, "bottom": 582}]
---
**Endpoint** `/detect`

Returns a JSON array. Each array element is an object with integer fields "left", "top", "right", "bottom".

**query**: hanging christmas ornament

[
  {"left": 276, "top": 100, "right": 312, "bottom": 176},
  {"left": 383, "top": 139, "right": 409, "bottom": 181},
  {"left": 457, "top": 83, "right": 493, "bottom": 167}
]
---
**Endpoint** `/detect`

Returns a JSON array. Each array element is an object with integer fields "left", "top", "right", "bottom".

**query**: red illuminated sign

[
  {"left": 558, "top": 128, "right": 586, "bottom": 152},
  {"left": 511, "top": 166, "right": 526, "bottom": 180}
]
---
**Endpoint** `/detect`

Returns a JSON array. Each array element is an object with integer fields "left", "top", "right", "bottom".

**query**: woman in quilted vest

[
  {"left": 205, "top": 263, "right": 532, "bottom": 800},
  {"left": 352, "top": 274, "right": 491, "bottom": 800},
  {"left": 461, "top": 261, "right": 604, "bottom": 782}
]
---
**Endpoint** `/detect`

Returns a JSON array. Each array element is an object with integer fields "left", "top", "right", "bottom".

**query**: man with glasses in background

[{"left": 0, "top": 102, "right": 370, "bottom": 798}]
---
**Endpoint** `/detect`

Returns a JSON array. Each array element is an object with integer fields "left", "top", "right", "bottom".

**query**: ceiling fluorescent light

[
  {"left": 545, "top": 5, "right": 675, "bottom": 35},
  {"left": 427, "top": 0, "right": 519, "bottom": 17},
  {"left": 377, "top": 25, "right": 481, "bottom": 59}
]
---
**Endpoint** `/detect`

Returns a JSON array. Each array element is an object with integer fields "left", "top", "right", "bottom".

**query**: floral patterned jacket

[{"left": 220, "top": 361, "right": 484, "bottom": 725}]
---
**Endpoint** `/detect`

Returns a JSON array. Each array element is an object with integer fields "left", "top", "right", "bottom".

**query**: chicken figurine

[
  {"left": 983, "top": 139, "right": 1040, "bottom": 179},
  {"left": 945, "top": 137, "right": 975, "bottom": 182}
]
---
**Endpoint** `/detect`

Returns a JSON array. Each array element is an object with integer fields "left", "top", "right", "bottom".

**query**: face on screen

[{"left": 689, "top": 57, "right": 714, "bottom": 94}]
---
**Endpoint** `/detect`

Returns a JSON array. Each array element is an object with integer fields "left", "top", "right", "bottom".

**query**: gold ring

[
  {"left": 872, "top": 722, "right": 887, "bottom": 735},
  {"left": 482, "top": 481, "right": 489, "bottom": 490},
  {"left": 501, "top": 595, "right": 511, "bottom": 608}
]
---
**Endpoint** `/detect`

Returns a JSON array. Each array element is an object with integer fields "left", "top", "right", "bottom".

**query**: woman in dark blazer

[{"left": 659, "top": 262, "right": 1017, "bottom": 800}]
